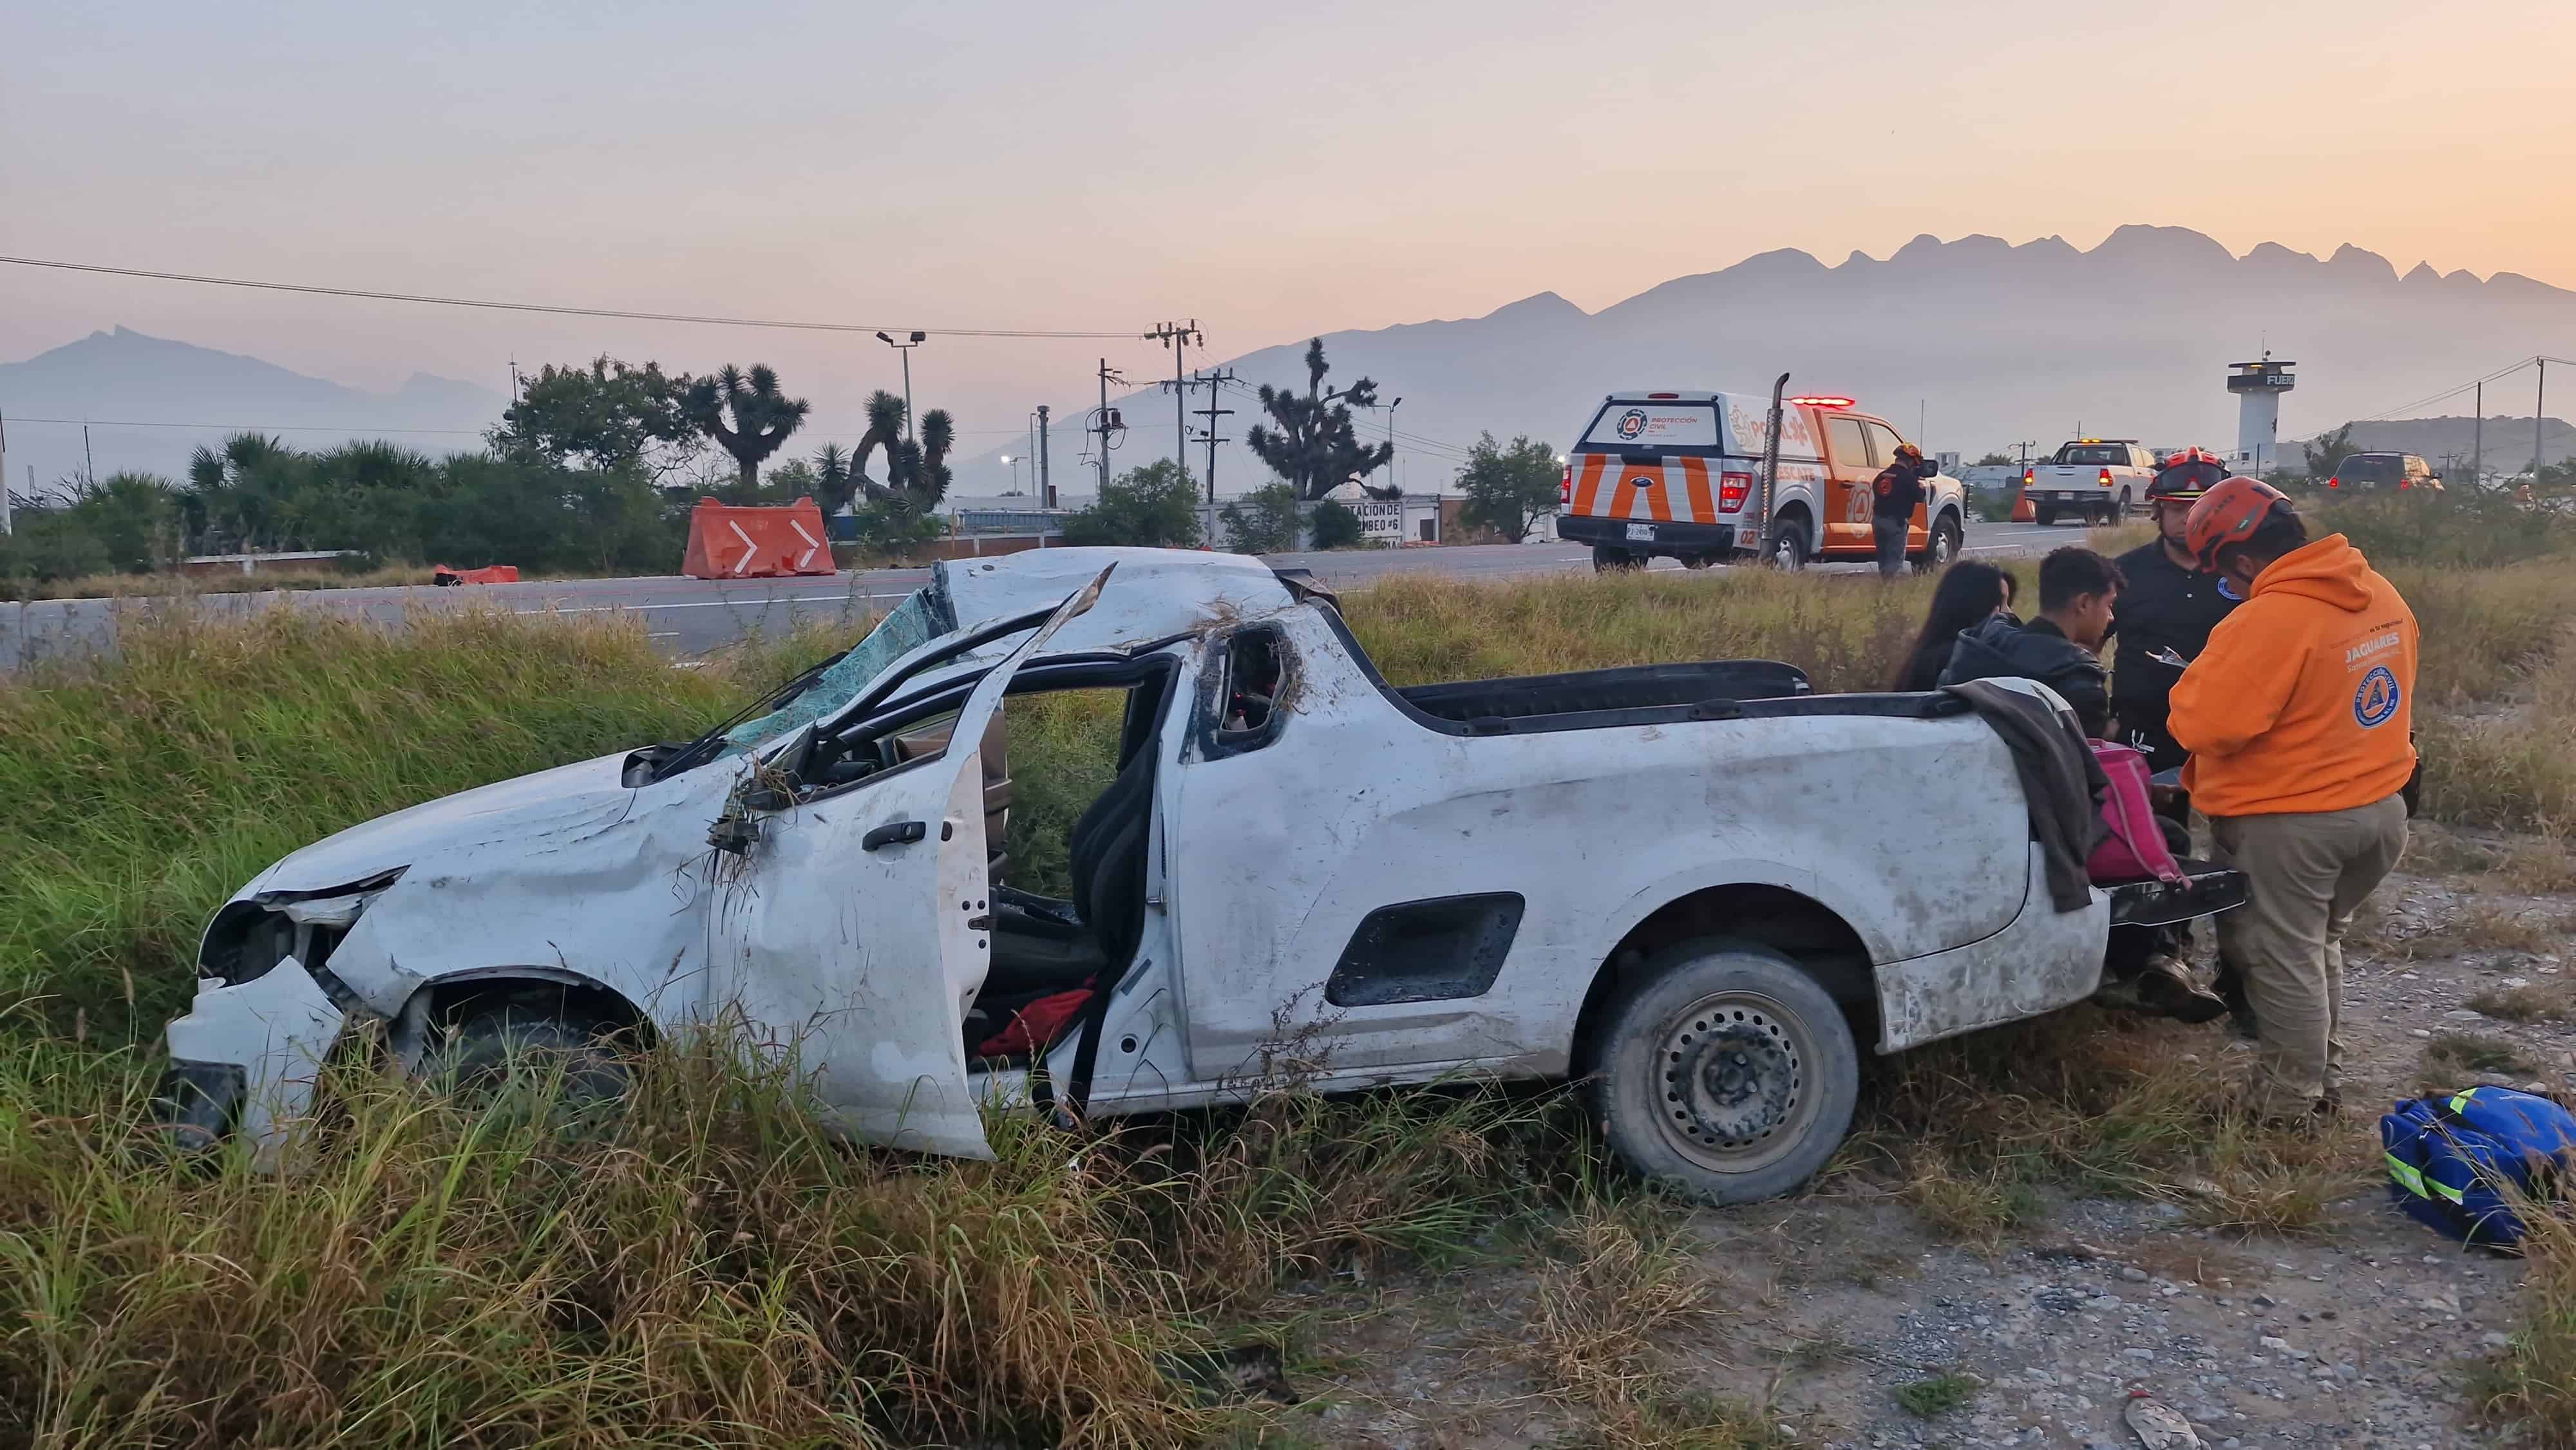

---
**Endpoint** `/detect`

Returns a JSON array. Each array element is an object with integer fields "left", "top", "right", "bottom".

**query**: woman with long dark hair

[{"left": 1892, "top": 560, "right": 2015, "bottom": 691}]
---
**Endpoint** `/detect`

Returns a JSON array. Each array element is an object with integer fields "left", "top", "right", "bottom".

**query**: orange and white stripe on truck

[{"left": 1573, "top": 455, "right": 1744, "bottom": 524}]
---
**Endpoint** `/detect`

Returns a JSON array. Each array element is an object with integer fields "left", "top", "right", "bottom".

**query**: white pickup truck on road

[
  {"left": 155, "top": 549, "right": 2242, "bottom": 1203},
  {"left": 2025, "top": 440, "right": 2159, "bottom": 525}
]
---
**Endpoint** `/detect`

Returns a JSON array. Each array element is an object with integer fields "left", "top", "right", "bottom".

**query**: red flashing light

[
  {"left": 1718, "top": 471, "right": 1753, "bottom": 511},
  {"left": 1786, "top": 395, "right": 1855, "bottom": 410},
  {"left": 1559, "top": 462, "right": 1572, "bottom": 505},
  {"left": 1646, "top": 391, "right": 1681, "bottom": 400},
  {"left": 2398, "top": 478, "right": 2411, "bottom": 491},
  {"left": 2327, "top": 477, "right": 2340, "bottom": 489}
]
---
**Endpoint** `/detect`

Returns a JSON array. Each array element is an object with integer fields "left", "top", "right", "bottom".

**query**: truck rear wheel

[
  {"left": 1915, "top": 514, "right": 1962, "bottom": 574},
  {"left": 2033, "top": 505, "right": 2058, "bottom": 527},
  {"left": 1765, "top": 521, "right": 1809, "bottom": 572},
  {"left": 1592, "top": 546, "right": 1643, "bottom": 572},
  {"left": 1590, "top": 940, "right": 1859, "bottom": 1205}
]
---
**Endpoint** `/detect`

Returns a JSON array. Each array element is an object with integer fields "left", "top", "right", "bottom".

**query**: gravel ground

[{"left": 1264, "top": 842, "right": 2575, "bottom": 1447}]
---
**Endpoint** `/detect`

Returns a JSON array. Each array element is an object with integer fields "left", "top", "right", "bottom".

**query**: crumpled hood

[
  {"left": 243, "top": 749, "right": 654, "bottom": 895},
  {"left": 2249, "top": 533, "right": 2374, "bottom": 612}
]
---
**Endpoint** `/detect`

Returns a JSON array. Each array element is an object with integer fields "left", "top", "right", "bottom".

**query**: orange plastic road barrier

[
  {"left": 2011, "top": 489, "right": 2036, "bottom": 523},
  {"left": 431, "top": 563, "right": 520, "bottom": 585},
  {"left": 681, "top": 496, "right": 835, "bottom": 579}
]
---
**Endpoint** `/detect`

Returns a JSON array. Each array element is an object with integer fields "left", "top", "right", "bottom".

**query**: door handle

[{"left": 862, "top": 820, "right": 928, "bottom": 851}]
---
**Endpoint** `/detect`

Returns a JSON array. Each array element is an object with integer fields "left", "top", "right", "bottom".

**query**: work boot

[{"left": 2133, "top": 954, "right": 2229, "bottom": 1024}]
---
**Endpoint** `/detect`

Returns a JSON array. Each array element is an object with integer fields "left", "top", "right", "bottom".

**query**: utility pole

[
  {"left": 1037, "top": 404, "right": 1053, "bottom": 509},
  {"left": 1092, "top": 359, "right": 1128, "bottom": 496},
  {"left": 2474, "top": 379, "right": 2483, "bottom": 487},
  {"left": 83, "top": 425, "right": 95, "bottom": 490},
  {"left": 1191, "top": 370, "right": 1236, "bottom": 500},
  {"left": 1145, "top": 320, "right": 1201, "bottom": 480},
  {"left": 0, "top": 410, "right": 12, "bottom": 536},
  {"left": 1387, "top": 397, "right": 1404, "bottom": 493},
  {"left": 2537, "top": 360, "right": 2548, "bottom": 480}
]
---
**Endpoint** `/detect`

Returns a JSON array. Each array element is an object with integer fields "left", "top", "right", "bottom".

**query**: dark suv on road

[{"left": 2327, "top": 452, "right": 2442, "bottom": 493}]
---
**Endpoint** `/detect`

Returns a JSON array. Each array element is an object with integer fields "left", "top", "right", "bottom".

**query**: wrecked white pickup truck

[{"left": 155, "top": 547, "right": 2244, "bottom": 1203}]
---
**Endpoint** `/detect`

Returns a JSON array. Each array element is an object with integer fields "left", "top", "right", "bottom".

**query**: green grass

[
  {"left": 0, "top": 605, "right": 768, "bottom": 1043},
  {"left": 1893, "top": 1373, "right": 1979, "bottom": 1418}
]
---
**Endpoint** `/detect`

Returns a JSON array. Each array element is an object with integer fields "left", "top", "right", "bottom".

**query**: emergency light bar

[{"left": 1786, "top": 395, "right": 1855, "bottom": 410}]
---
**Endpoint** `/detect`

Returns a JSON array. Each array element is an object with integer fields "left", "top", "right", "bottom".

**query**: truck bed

[{"left": 1396, "top": 660, "right": 1810, "bottom": 724}]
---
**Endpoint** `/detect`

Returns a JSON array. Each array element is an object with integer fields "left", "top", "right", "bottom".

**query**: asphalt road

[{"left": 4, "top": 519, "right": 2077, "bottom": 667}]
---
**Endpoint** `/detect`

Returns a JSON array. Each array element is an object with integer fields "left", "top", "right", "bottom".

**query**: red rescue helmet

[
  {"left": 2148, "top": 447, "right": 2226, "bottom": 503},
  {"left": 2184, "top": 476, "right": 2293, "bottom": 570}
]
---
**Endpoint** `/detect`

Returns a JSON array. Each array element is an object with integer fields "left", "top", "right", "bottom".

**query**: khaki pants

[{"left": 2208, "top": 796, "right": 2408, "bottom": 1118}]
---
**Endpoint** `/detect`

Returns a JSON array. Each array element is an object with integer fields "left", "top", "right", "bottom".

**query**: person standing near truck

[
  {"left": 2110, "top": 449, "right": 2239, "bottom": 775},
  {"left": 1872, "top": 442, "right": 1932, "bottom": 578},
  {"left": 2169, "top": 478, "right": 2418, "bottom": 1125}
]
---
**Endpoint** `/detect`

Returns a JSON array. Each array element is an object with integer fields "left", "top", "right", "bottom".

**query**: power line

[
  {"left": 0, "top": 254, "right": 1146, "bottom": 340},
  {"left": 0, "top": 413, "right": 1033, "bottom": 437}
]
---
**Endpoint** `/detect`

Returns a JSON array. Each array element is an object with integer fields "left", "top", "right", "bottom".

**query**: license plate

[{"left": 1625, "top": 523, "right": 1655, "bottom": 542}]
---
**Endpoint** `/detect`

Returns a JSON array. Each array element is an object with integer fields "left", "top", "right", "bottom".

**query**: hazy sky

[{"left": 5, "top": 0, "right": 2572, "bottom": 455}]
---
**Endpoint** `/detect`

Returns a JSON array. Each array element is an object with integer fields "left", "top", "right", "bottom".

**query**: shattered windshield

[{"left": 721, "top": 589, "right": 957, "bottom": 755}]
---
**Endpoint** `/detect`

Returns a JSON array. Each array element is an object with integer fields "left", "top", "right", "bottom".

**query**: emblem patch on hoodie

[{"left": 2354, "top": 666, "right": 2401, "bottom": 729}]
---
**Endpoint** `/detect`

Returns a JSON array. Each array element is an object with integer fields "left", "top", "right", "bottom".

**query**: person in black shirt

[
  {"left": 1939, "top": 547, "right": 2124, "bottom": 737},
  {"left": 2110, "top": 450, "right": 2240, "bottom": 775},
  {"left": 1871, "top": 442, "right": 1934, "bottom": 579}
]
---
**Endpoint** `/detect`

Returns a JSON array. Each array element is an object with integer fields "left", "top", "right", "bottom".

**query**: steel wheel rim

[
  {"left": 1649, "top": 988, "right": 1820, "bottom": 1174},
  {"left": 1773, "top": 534, "right": 1802, "bottom": 570}
]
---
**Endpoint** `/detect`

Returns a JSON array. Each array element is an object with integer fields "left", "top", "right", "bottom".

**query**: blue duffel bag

[{"left": 2382, "top": 1086, "right": 2576, "bottom": 1248}]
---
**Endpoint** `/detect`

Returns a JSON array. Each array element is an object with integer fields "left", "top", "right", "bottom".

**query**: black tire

[
  {"left": 2116, "top": 487, "right": 2134, "bottom": 520},
  {"left": 419, "top": 986, "right": 634, "bottom": 1115},
  {"left": 1915, "top": 513, "right": 1962, "bottom": 574},
  {"left": 2033, "top": 505, "right": 2057, "bottom": 527},
  {"left": 1681, "top": 554, "right": 1713, "bottom": 570},
  {"left": 1590, "top": 939, "right": 1859, "bottom": 1205},
  {"left": 1592, "top": 546, "right": 1643, "bottom": 573},
  {"left": 1765, "top": 520, "right": 1810, "bottom": 572}
]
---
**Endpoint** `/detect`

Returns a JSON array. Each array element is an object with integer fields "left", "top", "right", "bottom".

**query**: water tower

[{"left": 2225, "top": 353, "right": 2297, "bottom": 475}]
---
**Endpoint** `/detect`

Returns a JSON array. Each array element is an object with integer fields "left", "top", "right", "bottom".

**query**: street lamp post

[
  {"left": 1000, "top": 455, "right": 1025, "bottom": 496},
  {"left": 874, "top": 330, "right": 926, "bottom": 440}
]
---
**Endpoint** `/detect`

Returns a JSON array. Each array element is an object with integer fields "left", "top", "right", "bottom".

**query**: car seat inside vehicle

[{"left": 967, "top": 669, "right": 1171, "bottom": 1065}]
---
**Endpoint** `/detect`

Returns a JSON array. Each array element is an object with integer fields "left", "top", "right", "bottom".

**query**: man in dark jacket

[
  {"left": 2111, "top": 450, "right": 2239, "bottom": 775},
  {"left": 1939, "top": 547, "right": 2124, "bottom": 737},
  {"left": 1871, "top": 442, "right": 1933, "bottom": 578}
]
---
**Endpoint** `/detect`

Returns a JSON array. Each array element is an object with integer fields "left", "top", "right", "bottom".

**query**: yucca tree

[
  {"left": 851, "top": 390, "right": 907, "bottom": 494},
  {"left": 181, "top": 431, "right": 297, "bottom": 551},
  {"left": 811, "top": 442, "right": 855, "bottom": 513},
  {"left": 682, "top": 364, "right": 811, "bottom": 489}
]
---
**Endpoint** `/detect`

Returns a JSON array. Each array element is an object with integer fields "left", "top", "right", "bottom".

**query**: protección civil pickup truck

[{"left": 155, "top": 548, "right": 2241, "bottom": 1203}]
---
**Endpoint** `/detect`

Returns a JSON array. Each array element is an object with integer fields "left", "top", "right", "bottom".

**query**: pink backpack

[{"left": 2087, "top": 740, "right": 2186, "bottom": 885}]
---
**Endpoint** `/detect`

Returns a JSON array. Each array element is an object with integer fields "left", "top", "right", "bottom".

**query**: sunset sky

[{"left": 5, "top": 0, "right": 2571, "bottom": 451}]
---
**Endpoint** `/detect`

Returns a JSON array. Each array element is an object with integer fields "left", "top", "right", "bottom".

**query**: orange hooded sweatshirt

[{"left": 2170, "top": 532, "right": 2418, "bottom": 816}]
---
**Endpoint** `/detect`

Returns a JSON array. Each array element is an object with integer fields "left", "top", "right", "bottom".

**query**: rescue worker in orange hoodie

[{"left": 2168, "top": 478, "right": 2418, "bottom": 1125}]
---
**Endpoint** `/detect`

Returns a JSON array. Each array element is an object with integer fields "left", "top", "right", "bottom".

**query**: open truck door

[{"left": 710, "top": 567, "right": 1114, "bottom": 1158}]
